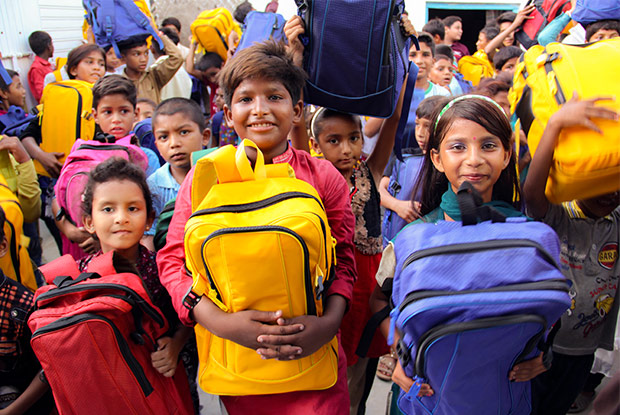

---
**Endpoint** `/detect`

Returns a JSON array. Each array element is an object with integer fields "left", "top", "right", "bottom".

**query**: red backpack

[
  {"left": 27, "top": 252, "right": 193, "bottom": 415},
  {"left": 515, "top": 0, "right": 572, "bottom": 48}
]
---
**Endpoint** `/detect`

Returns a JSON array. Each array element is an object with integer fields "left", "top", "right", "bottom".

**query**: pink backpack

[{"left": 55, "top": 137, "right": 148, "bottom": 227}]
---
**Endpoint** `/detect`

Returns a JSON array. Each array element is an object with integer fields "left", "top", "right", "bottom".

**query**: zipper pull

[{"left": 388, "top": 308, "right": 399, "bottom": 346}]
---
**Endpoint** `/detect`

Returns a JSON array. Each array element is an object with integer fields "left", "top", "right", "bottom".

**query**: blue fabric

[
  {"left": 0, "top": 106, "right": 36, "bottom": 137},
  {"left": 142, "top": 147, "right": 160, "bottom": 177},
  {"left": 572, "top": 0, "right": 620, "bottom": 24},
  {"left": 134, "top": 118, "right": 165, "bottom": 165},
  {"left": 236, "top": 11, "right": 286, "bottom": 53},
  {"left": 146, "top": 163, "right": 181, "bottom": 236},
  {"left": 537, "top": 12, "right": 572, "bottom": 47}
]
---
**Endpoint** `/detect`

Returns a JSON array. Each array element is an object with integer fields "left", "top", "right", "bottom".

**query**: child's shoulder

[
  {"left": 289, "top": 147, "right": 348, "bottom": 192},
  {"left": 147, "top": 163, "right": 178, "bottom": 188}
]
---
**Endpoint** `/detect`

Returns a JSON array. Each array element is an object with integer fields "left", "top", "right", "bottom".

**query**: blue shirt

[{"left": 146, "top": 163, "right": 181, "bottom": 236}]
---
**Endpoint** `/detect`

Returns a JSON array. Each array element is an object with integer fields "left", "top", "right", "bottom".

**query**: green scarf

[{"left": 439, "top": 187, "right": 525, "bottom": 222}]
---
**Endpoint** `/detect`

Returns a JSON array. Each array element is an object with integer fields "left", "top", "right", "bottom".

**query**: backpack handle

[
  {"left": 235, "top": 139, "right": 267, "bottom": 181},
  {"left": 457, "top": 181, "right": 507, "bottom": 225}
]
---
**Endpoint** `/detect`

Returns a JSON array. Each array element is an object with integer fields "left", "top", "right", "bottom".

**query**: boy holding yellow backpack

[{"left": 157, "top": 41, "right": 356, "bottom": 414}]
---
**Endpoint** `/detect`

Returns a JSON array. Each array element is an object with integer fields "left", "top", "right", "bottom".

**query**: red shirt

[{"left": 27, "top": 56, "right": 53, "bottom": 103}]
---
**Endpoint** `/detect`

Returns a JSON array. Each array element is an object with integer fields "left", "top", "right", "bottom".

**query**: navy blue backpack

[
  {"left": 237, "top": 11, "right": 286, "bottom": 53},
  {"left": 389, "top": 183, "right": 571, "bottom": 415},
  {"left": 0, "top": 106, "right": 36, "bottom": 138},
  {"left": 572, "top": 0, "right": 620, "bottom": 24},
  {"left": 83, "top": 0, "right": 163, "bottom": 58}
]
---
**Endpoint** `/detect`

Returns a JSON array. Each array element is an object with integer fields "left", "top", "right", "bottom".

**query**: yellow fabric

[
  {"left": 190, "top": 8, "right": 242, "bottom": 61},
  {"left": 53, "top": 57, "right": 67, "bottom": 82},
  {"left": 510, "top": 38, "right": 620, "bottom": 203},
  {"left": 0, "top": 144, "right": 42, "bottom": 223},
  {"left": 185, "top": 140, "right": 338, "bottom": 395},
  {"left": 458, "top": 50, "right": 495, "bottom": 86},
  {"left": 36, "top": 80, "right": 95, "bottom": 177},
  {"left": 0, "top": 174, "right": 36, "bottom": 291}
]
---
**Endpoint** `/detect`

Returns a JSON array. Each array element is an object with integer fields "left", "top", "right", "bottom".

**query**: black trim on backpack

[{"left": 356, "top": 305, "right": 391, "bottom": 358}]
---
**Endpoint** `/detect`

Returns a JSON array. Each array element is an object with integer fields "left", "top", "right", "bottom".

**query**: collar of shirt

[
  {"left": 33, "top": 55, "right": 52, "bottom": 68},
  {"left": 152, "top": 163, "right": 181, "bottom": 189},
  {"left": 272, "top": 143, "right": 294, "bottom": 164},
  {"left": 562, "top": 200, "right": 615, "bottom": 221}
]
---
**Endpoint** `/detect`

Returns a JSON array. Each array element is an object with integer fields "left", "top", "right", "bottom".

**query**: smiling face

[
  {"left": 430, "top": 118, "right": 511, "bottom": 203},
  {"left": 410, "top": 42, "right": 434, "bottom": 81},
  {"left": 476, "top": 32, "right": 489, "bottom": 51},
  {"left": 93, "top": 94, "right": 137, "bottom": 139},
  {"left": 223, "top": 77, "right": 302, "bottom": 162},
  {"left": 312, "top": 115, "right": 363, "bottom": 176},
  {"left": 71, "top": 51, "right": 106, "bottom": 84},
  {"left": 499, "top": 21, "right": 515, "bottom": 46},
  {"left": 430, "top": 58, "right": 453, "bottom": 87}
]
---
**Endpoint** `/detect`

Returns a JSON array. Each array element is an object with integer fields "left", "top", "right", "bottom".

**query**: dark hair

[
  {"left": 66, "top": 44, "right": 106, "bottom": 80},
  {"left": 92, "top": 75, "right": 137, "bottom": 109},
  {"left": 496, "top": 11, "right": 516, "bottom": 25},
  {"left": 82, "top": 157, "right": 153, "bottom": 218},
  {"left": 585, "top": 19, "right": 620, "bottom": 42},
  {"left": 152, "top": 28, "right": 179, "bottom": 57},
  {"left": 417, "top": 32, "right": 436, "bottom": 56},
  {"left": 443, "top": 16, "right": 462, "bottom": 28},
  {"left": 0, "top": 206, "right": 5, "bottom": 242},
  {"left": 416, "top": 95, "right": 450, "bottom": 120},
  {"left": 218, "top": 41, "right": 306, "bottom": 108},
  {"left": 0, "top": 69, "right": 18, "bottom": 93},
  {"left": 234, "top": 1, "right": 254, "bottom": 23},
  {"left": 422, "top": 18, "right": 445, "bottom": 41},
  {"left": 311, "top": 108, "right": 362, "bottom": 139},
  {"left": 161, "top": 17, "right": 181, "bottom": 32},
  {"left": 480, "top": 25, "right": 500, "bottom": 40},
  {"left": 154, "top": 98, "right": 206, "bottom": 132},
  {"left": 28, "top": 31, "right": 52, "bottom": 56},
  {"left": 137, "top": 97, "right": 156, "bottom": 108},
  {"left": 195, "top": 52, "right": 224, "bottom": 72},
  {"left": 493, "top": 46, "right": 521, "bottom": 71},
  {"left": 473, "top": 78, "right": 510, "bottom": 98},
  {"left": 434, "top": 54, "right": 452, "bottom": 63},
  {"left": 435, "top": 44, "right": 454, "bottom": 61},
  {"left": 413, "top": 96, "right": 521, "bottom": 215},
  {"left": 118, "top": 35, "right": 149, "bottom": 56}
]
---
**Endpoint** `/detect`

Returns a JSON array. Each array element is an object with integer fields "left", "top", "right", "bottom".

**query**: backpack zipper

[
  {"left": 200, "top": 225, "right": 316, "bottom": 316},
  {"left": 76, "top": 144, "right": 132, "bottom": 154},
  {"left": 189, "top": 191, "right": 324, "bottom": 217},
  {"left": 32, "top": 312, "right": 154, "bottom": 396}
]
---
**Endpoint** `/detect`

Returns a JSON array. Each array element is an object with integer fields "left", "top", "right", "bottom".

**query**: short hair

[
  {"left": 435, "top": 44, "right": 454, "bottom": 61},
  {"left": 434, "top": 54, "right": 452, "bottom": 63},
  {"left": 443, "top": 16, "right": 462, "bottom": 28},
  {"left": 234, "top": 1, "right": 254, "bottom": 23},
  {"left": 82, "top": 157, "right": 153, "bottom": 218},
  {"left": 137, "top": 97, "right": 156, "bottom": 109},
  {"left": 422, "top": 18, "right": 445, "bottom": 41},
  {"left": 161, "top": 17, "right": 181, "bottom": 33},
  {"left": 585, "top": 19, "right": 620, "bottom": 42},
  {"left": 0, "top": 206, "right": 5, "bottom": 242},
  {"left": 66, "top": 44, "right": 106, "bottom": 80},
  {"left": 218, "top": 41, "right": 306, "bottom": 107},
  {"left": 28, "top": 31, "right": 52, "bottom": 56},
  {"left": 480, "top": 25, "right": 500, "bottom": 40},
  {"left": 153, "top": 98, "right": 206, "bottom": 132},
  {"left": 473, "top": 78, "right": 511, "bottom": 98},
  {"left": 310, "top": 108, "right": 362, "bottom": 139},
  {"left": 493, "top": 46, "right": 521, "bottom": 70},
  {"left": 92, "top": 75, "right": 137, "bottom": 109},
  {"left": 497, "top": 12, "right": 516, "bottom": 26},
  {"left": 118, "top": 35, "right": 149, "bottom": 56},
  {"left": 0, "top": 69, "right": 18, "bottom": 93},
  {"left": 416, "top": 95, "right": 450, "bottom": 120},
  {"left": 417, "top": 32, "right": 436, "bottom": 56},
  {"left": 195, "top": 52, "right": 223, "bottom": 72}
]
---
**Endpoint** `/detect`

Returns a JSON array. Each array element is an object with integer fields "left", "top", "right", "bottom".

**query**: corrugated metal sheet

[{"left": 38, "top": 0, "right": 84, "bottom": 57}]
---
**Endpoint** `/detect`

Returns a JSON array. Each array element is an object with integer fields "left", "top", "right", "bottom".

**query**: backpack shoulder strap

[
  {"left": 87, "top": 250, "right": 139, "bottom": 276},
  {"left": 39, "top": 254, "right": 81, "bottom": 285}
]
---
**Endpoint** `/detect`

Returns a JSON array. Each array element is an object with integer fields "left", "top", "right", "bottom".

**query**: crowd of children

[{"left": 0, "top": 1, "right": 618, "bottom": 414}]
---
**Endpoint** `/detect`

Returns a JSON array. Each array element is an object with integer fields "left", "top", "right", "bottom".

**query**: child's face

[
  {"left": 492, "top": 91, "right": 511, "bottom": 117},
  {"left": 223, "top": 77, "right": 302, "bottom": 162},
  {"left": 136, "top": 102, "right": 155, "bottom": 122},
  {"left": 122, "top": 45, "right": 149, "bottom": 73},
  {"left": 476, "top": 32, "right": 489, "bottom": 51},
  {"left": 153, "top": 113, "right": 209, "bottom": 172},
  {"left": 445, "top": 22, "right": 463, "bottom": 41},
  {"left": 588, "top": 29, "right": 619, "bottom": 43},
  {"left": 414, "top": 117, "right": 431, "bottom": 153},
  {"left": 71, "top": 51, "right": 106, "bottom": 84},
  {"left": 499, "top": 22, "right": 515, "bottom": 46},
  {"left": 410, "top": 43, "right": 434, "bottom": 81},
  {"left": 578, "top": 192, "right": 620, "bottom": 219},
  {"left": 201, "top": 66, "right": 221, "bottom": 84},
  {"left": 500, "top": 57, "right": 519, "bottom": 77},
  {"left": 430, "top": 118, "right": 511, "bottom": 203},
  {"left": 82, "top": 179, "right": 152, "bottom": 257},
  {"left": 106, "top": 48, "right": 124, "bottom": 71},
  {"left": 430, "top": 58, "right": 453, "bottom": 87},
  {"left": 312, "top": 116, "right": 362, "bottom": 174},
  {"left": 6, "top": 75, "right": 26, "bottom": 107},
  {"left": 214, "top": 88, "right": 225, "bottom": 111},
  {"left": 93, "top": 94, "right": 137, "bottom": 139}
]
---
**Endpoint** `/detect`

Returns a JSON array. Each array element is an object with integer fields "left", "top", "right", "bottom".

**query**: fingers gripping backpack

[
  {"left": 191, "top": 8, "right": 242, "bottom": 61},
  {"left": 184, "top": 140, "right": 339, "bottom": 396},
  {"left": 510, "top": 37, "right": 620, "bottom": 203},
  {"left": 28, "top": 252, "right": 193, "bottom": 415},
  {"left": 389, "top": 183, "right": 572, "bottom": 415}
]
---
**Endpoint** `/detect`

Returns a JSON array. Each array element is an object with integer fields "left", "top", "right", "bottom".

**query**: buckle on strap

[{"left": 183, "top": 289, "right": 201, "bottom": 311}]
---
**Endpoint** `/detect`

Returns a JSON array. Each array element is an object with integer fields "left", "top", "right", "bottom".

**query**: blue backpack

[
  {"left": 133, "top": 118, "right": 165, "bottom": 165},
  {"left": 572, "top": 0, "right": 620, "bottom": 24},
  {"left": 389, "top": 183, "right": 571, "bottom": 415},
  {"left": 0, "top": 106, "right": 36, "bottom": 138},
  {"left": 237, "top": 11, "right": 286, "bottom": 53},
  {"left": 82, "top": 0, "right": 163, "bottom": 58},
  {"left": 382, "top": 149, "right": 424, "bottom": 247}
]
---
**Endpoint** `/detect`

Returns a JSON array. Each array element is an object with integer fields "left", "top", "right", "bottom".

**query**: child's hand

[
  {"left": 549, "top": 92, "right": 618, "bottom": 133},
  {"left": 78, "top": 235, "right": 100, "bottom": 254},
  {"left": 36, "top": 151, "right": 64, "bottom": 177},
  {"left": 0, "top": 135, "right": 31, "bottom": 163},
  {"left": 394, "top": 200, "right": 420, "bottom": 223},
  {"left": 400, "top": 14, "right": 417, "bottom": 37},
  {"left": 509, "top": 354, "right": 547, "bottom": 382},
  {"left": 151, "top": 337, "right": 181, "bottom": 377},
  {"left": 224, "top": 309, "right": 305, "bottom": 352},
  {"left": 392, "top": 360, "right": 434, "bottom": 397},
  {"left": 284, "top": 16, "right": 305, "bottom": 67},
  {"left": 514, "top": 4, "right": 536, "bottom": 27}
]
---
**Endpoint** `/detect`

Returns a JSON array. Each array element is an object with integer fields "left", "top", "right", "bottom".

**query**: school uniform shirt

[
  {"left": 27, "top": 56, "right": 53, "bottom": 103},
  {"left": 145, "top": 163, "right": 181, "bottom": 237},
  {"left": 541, "top": 202, "right": 620, "bottom": 356},
  {"left": 152, "top": 56, "right": 192, "bottom": 100}
]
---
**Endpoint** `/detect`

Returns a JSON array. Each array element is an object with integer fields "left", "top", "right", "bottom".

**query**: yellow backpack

[
  {"left": 36, "top": 80, "right": 95, "bottom": 177},
  {"left": 458, "top": 50, "right": 495, "bottom": 86},
  {"left": 510, "top": 38, "right": 620, "bottom": 203},
  {"left": 0, "top": 173, "right": 36, "bottom": 292},
  {"left": 52, "top": 57, "right": 67, "bottom": 82},
  {"left": 184, "top": 140, "right": 338, "bottom": 396},
  {"left": 190, "top": 8, "right": 242, "bottom": 61}
]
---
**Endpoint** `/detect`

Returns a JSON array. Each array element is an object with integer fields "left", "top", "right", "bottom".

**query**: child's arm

[
  {"left": 185, "top": 41, "right": 202, "bottom": 79},
  {"left": 51, "top": 199, "right": 100, "bottom": 254},
  {"left": 379, "top": 175, "right": 420, "bottom": 223},
  {"left": 364, "top": 117, "right": 384, "bottom": 138},
  {"left": 150, "top": 325, "right": 192, "bottom": 377},
  {"left": 0, "top": 371, "right": 49, "bottom": 415},
  {"left": 523, "top": 93, "right": 618, "bottom": 219},
  {"left": 20, "top": 136, "right": 63, "bottom": 178},
  {"left": 484, "top": 5, "right": 536, "bottom": 55},
  {"left": 152, "top": 33, "right": 184, "bottom": 89}
]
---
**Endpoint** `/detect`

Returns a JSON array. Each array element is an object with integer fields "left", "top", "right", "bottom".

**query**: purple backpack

[
  {"left": 389, "top": 183, "right": 571, "bottom": 415},
  {"left": 54, "top": 138, "right": 148, "bottom": 226}
]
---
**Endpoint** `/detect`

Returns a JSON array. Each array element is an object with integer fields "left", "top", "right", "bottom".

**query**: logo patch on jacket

[{"left": 598, "top": 242, "right": 618, "bottom": 270}]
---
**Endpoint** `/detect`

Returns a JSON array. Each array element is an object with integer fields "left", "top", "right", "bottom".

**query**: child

[
  {"left": 442, "top": 16, "right": 469, "bottom": 61},
  {"left": 493, "top": 45, "right": 522, "bottom": 78},
  {"left": 422, "top": 18, "right": 445, "bottom": 46},
  {"left": 136, "top": 98, "right": 157, "bottom": 123},
  {"left": 27, "top": 30, "right": 54, "bottom": 103},
  {"left": 79, "top": 157, "right": 195, "bottom": 407},
  {"left": 119, "top": 31, "right": 183, "bottom": 104},
  {"left": 143, "top": 98, "right": 210, "bottom": 250},
  {"left": 157, "top": 41, "right": 356, "bottom": 414},
  {"left": 211, "top": 87, "right": 239, "bottom": 147},
  {"left": 497, "top": 11, "right": 518, "bottom": 46},
  {"left": 483, "top": 5, "right": 535, "bottom": 55},
  {"left": 152, "top": 27, "right": 192, "bottom": 101},
  {"left": 523, "top": 94, "right": 619, "bottom": 415},
  {"left": 186, "top": 41, "right": 223, "bottom": 118},
  {"left": 429, "top": 54, "right": 453, "bottom": 93},
  {"left": 370, "top": 95, "right": 547, "bottom": 402},
  {"left": 0, "top": 69, "right": 26, "bottom": 115}
]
